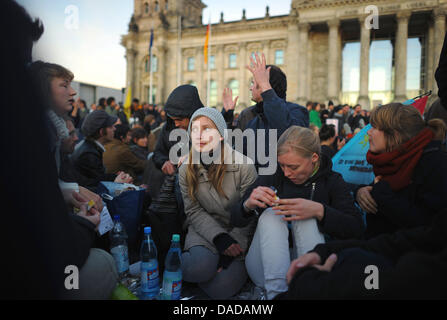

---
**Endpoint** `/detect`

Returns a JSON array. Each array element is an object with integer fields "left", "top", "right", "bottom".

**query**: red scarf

[{"left": 366, "top": 127, "right": 434, "bottom": 191}]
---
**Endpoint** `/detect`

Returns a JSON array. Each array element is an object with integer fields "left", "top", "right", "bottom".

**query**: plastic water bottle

[
  {"left": 140, "top": 227, "right": 159, "bottom": 299},
  {"left": 162, "top": 234, "right": 182, "bottom": 300},
  {"left": 110, "top": 215, "right": 130, "bottom": 280}
]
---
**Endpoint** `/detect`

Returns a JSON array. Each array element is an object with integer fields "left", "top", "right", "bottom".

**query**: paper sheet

[{"left": 98, "top": 205, "right": 114, "bottom": 235}]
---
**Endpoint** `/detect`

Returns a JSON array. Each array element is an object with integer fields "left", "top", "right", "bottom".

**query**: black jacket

[
  {"left": 230, "top": 90, "right": 309, "bottom": 170},
  {"left": 435, "top": 33, "right": 447, "bottom": 111},
  {"left": 360, "top": 140, "right": 447, "bottom": 239},
  {"left": 0, "top": 9, "right": 97, "bottom": 298},
  {"left": 153, "top": 85, "right": 203, "bottom": 170},
  {"left": 232, "top": 154, "right": 364, "bottom": 240},
  {"left": 278, "top": 208, "right": 447, "bottom": 299},
  {"left": 71, "top": 139, "right": 117, "bottom": 191}
]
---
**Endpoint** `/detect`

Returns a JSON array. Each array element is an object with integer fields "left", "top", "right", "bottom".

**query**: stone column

[
  {"left": 126, "top": 47, "right": 136, "bottom": 97},
  {"left": 297, "top": 22, "right": 310, "bottom": 105},
  {"left": 217, "top": 44, "right": 225, "bottom": 106},
  {"left": 157, "top": 46, "right": 167, "bottom": 103},
  {"left": 358, "top": 16, "right": 371, "bottom": 109},
  {"left": 135, "top": 53, "right": 142, "bottom": 100},
  {"left": 262, "top": 40, "right": 270, "bottom": 64},
  {"left": 238, "top": 42, "right": 248, "bottom": 107},
  {"left": 394, "top": 11, "right": 411, "bottom": 102},
  {"left": 426, "top": 22, "right": 435, "bottom": 92},
  {"left": 433, "top": 8, "right": 446, "bottom": 95},
  {"left": 327, "top": 18, "right": 340, "bottom": 104},
  {"left": 196, "top": 46, "right": 204, "bottom": 100},
  {"left": 287, "top": 17, "right": 300, "bottom": 103}
]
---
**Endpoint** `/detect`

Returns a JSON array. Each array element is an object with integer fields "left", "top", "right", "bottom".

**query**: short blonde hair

[
  {"left": 370, "top": 103, "right": 446, "bottom": 152},
  {"left": 277, "top": 126, "right": 321, "bottom": 158}
]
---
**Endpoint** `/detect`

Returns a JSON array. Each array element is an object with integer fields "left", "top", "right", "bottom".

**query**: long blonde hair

[
  {"left": 185, "top": 141, "right": 227, "bottom": 203},
  {"left": 185, "top": 110, "right": 230, "bottom": 205}
]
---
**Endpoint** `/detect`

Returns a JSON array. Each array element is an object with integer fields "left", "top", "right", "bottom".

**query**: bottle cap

[
  {"left": 172, "top": 234, "right": 180, "bottom": 242},
  {"left": 144, "top": 227, "right": 151, "bottom": 234}
]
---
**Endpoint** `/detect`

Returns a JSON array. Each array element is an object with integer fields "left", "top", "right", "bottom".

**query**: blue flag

[
  {"left": 149, "top": 29, "right": 154, "bottom": 52},
  {"left": 332, "top": 124, "right": 375, "bottom": 185}
]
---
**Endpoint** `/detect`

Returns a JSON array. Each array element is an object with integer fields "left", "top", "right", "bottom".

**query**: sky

[
  {"left": 17, "top": 0, "right": 292, "bottom": 89},
  {"left": 17, "top": 0, "right": 420, "bottom": 92}
]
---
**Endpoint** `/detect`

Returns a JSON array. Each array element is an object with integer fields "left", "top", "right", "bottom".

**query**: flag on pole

[
  {"left": 149, "top": 29, "right": 154, "bottom": 54},
  {"left": 332, "top": 124, "right": 375, "bottom": 185},
  {"left": 123, "top": 86, "right": 132, "bottom": 120},
  {"left": 204, "top": 23, "right": 210, "bottom": 65},
  {"left": 149, "top": 29, "right": 154, "bottom": 104},
  {"left": 402, "top": 95, "right": 429, "bottom": 115}
]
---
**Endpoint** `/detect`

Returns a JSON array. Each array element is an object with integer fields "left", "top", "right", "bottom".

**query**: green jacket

[{"left": 309, "top": 110, "right": 322, "bottom": 128}]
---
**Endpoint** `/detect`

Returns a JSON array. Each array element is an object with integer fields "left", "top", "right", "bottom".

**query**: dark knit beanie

[{"left": 267, "top": 65, "right": 287, "bottom": 100}]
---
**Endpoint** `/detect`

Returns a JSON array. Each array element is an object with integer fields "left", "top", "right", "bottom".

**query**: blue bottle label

[
  {"left": 163, "top": 279, "right": 182, "bottom": 300},
  {"left": 110, "top": 245, "right": 129, "bottom": 273},
  {"left": 141, "top": 262, "right": 159, "bottom": 292}
]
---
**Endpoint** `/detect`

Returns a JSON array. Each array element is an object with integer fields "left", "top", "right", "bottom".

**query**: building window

[
  {"left": 209, "top": 55, "right": 215, "bottom": 70},
  {"left": 228, "top": 79, "right": 239, "bottom": 99},
  {"left": 187, "top": 57, "right": 195, "bottom": 71},
  {"left": 209, "top": 80, "right": 218, "bottom": 107},
  {"left": 144, "top": 2, "right": 149, "bottom": 14},
  {"left": 275, "top": 50, "right": 284, "bottom": 65},
  {"left": 229, "top": 53, "right": 237, "bottom": 68},
  {"left": 151, "top": 56, "right": 158, "bottom": 72},
  {"left": 155, "top": 1, "right": 159, "bottom": 12},
  {"left": 145, "top": 56, "right": 158, "bottom": 72},
  {"left": 165, "top": 0, "right": 168, "bottom": 10},
  {"left": 147, "top": 86, "right": 157, "bottom": 104}
]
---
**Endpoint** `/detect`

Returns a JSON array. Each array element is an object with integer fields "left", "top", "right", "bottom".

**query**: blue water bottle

[
  {"left": 162, "top": 234, "right": 182, "bottom": 300},
  {"left": 140, "top": 227, "right": 159, "bottom": 299}
]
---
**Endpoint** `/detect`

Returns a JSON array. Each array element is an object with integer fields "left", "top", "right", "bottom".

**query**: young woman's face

[
  {"left": 51, "top": 77, "right": 76, "bottom": 114},
  {"left": 277, "top": 150, "right": 319, "bottom": 185},
  {"left": 367, "top": 126, "right": 387, "bottom": 154},
  {"left": 136, "top": 136, "right": 148, "bottom": 148},
  {"left": 190, "top": 116, "right": 222, "bottom": 153}
]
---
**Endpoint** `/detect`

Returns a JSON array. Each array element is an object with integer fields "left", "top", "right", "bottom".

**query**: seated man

[
  {"left": 72, "top": 110, "right": 132, "bottom": 191},
  {"left": 103, "top": 123, "right": 148, "bottom": 183}
]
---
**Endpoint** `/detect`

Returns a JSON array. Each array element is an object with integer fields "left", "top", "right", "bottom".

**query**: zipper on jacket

[{"left": 310, "top": 182, "right": 316, "bottom": 201}]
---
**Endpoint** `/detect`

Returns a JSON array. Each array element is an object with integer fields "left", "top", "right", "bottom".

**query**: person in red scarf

[{"left": 355, "top": 103, "right": 447, "bottom": 239}]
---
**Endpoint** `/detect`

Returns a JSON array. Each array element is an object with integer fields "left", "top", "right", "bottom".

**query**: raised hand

[
  {"left": 246, "top": 52, "right": 272, "bottom": 93},
  {"left": 222, "top": 88, "right": 238, "bottom": 112}
]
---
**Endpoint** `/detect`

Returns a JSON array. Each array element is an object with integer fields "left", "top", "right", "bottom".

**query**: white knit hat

[{"left": 188, "top": 107, "right": 227, "bottom": 140}]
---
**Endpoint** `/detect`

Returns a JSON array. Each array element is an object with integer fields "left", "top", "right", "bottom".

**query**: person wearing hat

[
  {"left": 178, "top": 107, "right": 257, "bottom": 299},
  {"left": 152, "top": 84, "right": 204, "bottom": 176},
  {"left": 71, "top": 109, "right": 133, "bottom": 191},
  {"left": 222, "top": 52, "right": 309, "bottom": 170}
]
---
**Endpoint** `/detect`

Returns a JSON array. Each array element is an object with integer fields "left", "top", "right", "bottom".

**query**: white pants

[{"left": 245, "top": 208, "right": 325, "bottom": 299}]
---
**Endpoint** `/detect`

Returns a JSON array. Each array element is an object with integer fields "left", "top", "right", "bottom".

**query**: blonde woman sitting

[
  {"left": 233, "top": 126, "right": 364, "bottom": 299},
  {"left": 178, "top": 107, "right": 257, "bottom": 299}
]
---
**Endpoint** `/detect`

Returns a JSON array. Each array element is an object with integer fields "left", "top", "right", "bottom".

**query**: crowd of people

[{"left": 3, "top": 0, "right": 447, "bottom": 300}]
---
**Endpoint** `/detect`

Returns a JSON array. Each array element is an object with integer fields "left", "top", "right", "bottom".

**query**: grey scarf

[{"left": 47, "top": 110, "right": 69, "bottom": 173}]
